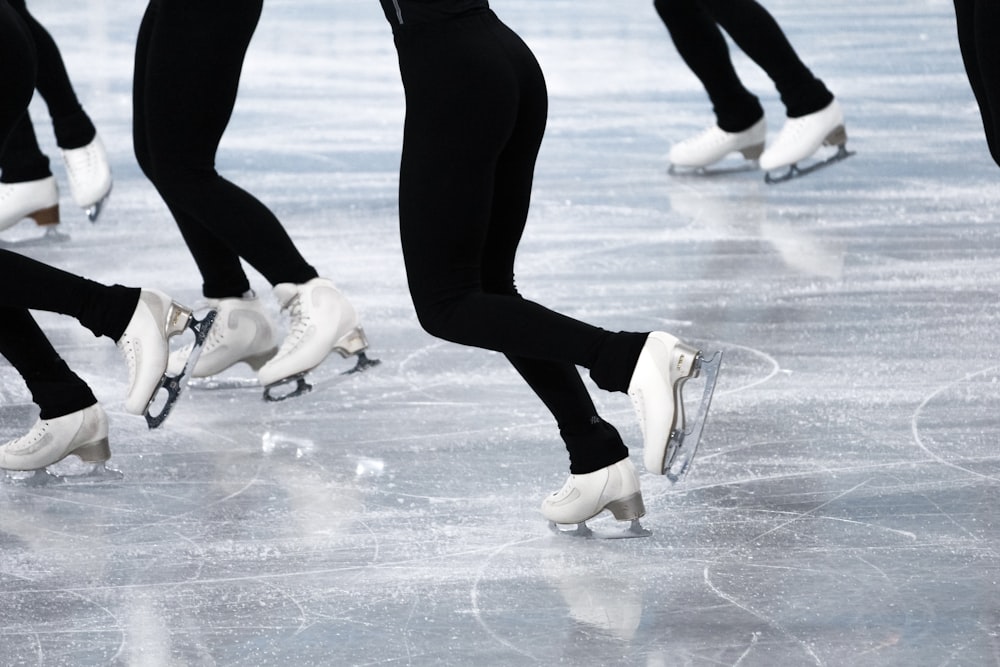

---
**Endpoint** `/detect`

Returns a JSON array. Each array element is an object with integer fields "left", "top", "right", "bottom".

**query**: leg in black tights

[
  {"left": 653, "top": 0, "right": 832, "bottom": 128},
  {"left": 0, "top": 0, "right": 97, "bottom": 182},
  {"left": 393, "top": 12, "right": 645, "bottom": 473},
  {"left": 132, "top": 0, "right": 317, "bottom": 299},
  {"left": 954, "top": 0, "right": 1000, "bottom": 167}
]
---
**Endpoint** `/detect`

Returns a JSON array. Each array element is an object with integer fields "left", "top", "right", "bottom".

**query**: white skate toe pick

[
  {"left": 166, "top": 292, "right": 278, "bottom": 378},
  {"left": 542, "top": 459, "right": 650, "bottom": 538},
  {"left": 0, "top": 176, "right": 60, "bottom": 232},
  {"left": 627, "top": 332, "right": 722, "bottom": 481},
  {"left": 668, "top": 118, "right": 766, "bottom": 171},
  {"left": 258, "top": 277, "right": 372, "bottom": 400},
  {"left": 62, "top": 135, "right": 112, "bottom": 222},
  {"left": 0, "top": 404, "right": 109, "bottom": 471}
]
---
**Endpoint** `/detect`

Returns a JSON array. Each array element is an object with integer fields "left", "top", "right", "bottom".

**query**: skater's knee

[{"left": 653, "top": 0, "right": 693, "bottom": 20}]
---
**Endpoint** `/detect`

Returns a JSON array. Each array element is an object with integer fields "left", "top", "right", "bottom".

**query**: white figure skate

[
  {"left": 0, "top": 404, "right": 109, "bottom": 471},
  {"left": 760, "top": 99, "right": 853, "bottom": 183},
  {"left": 166, "top": 292, "right": 278, "bottom": 378},
  {"left": 0, "top": 176, "right": 60, "bottom": 236},
  {"left": 117, "top": 289, "right": 216, "bottom": 428},
  {"left": 62, "top": 134, "right": 112, "bottom": 222},
  {"left": 543, "top": 458, "right": 650, "bottom": 539},
  {"left": 628, "top": 332, "right": 722, "bottom": 482},
  {"left": 668, "top": 118, "right": 766, "bottom": 174},
  {"left": 258, "top": 277, "right": 378, "bottom": 401}
]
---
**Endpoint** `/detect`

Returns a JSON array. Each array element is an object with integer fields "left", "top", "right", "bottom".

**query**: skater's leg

[
  {"left": 396, "top": 13, "right": 646, "bottom": 392},
  {"left": 0, "top": 308, "right": 96, "bottom": 419},
  {"left": 0, "top": 248, "right": 138, "bottom": 339},
  {"left": 700, "top": 0, "right": 833, "bottom": 117},
  {"left": 0, "top": 113, "right": 51, "bottom": 182},
  {"left": 7, "top": 0, "right": 95, "bottom": 149},
  {"left": 653, "top": 0, "right": 762, "bottom": 131},
  {"left": 133, "top": 0, "right": 316, "bottom": 298},
  {"left": 954, "top": 0, "right": 1000, "bottom": 167}
]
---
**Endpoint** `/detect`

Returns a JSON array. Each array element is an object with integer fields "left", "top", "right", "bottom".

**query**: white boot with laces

[
  {"left": 759, "top": 99, "right": 846, "bottom": 172},
  {"left": 541, "top": 458, "right": 645, "bottom": 526},
  {"left": 257, "top": 277, "right": 367, "bottom": 388},
  {"left": 0, "top": 404, "right": 109, "bottom": 471},
  {"left": 166, "top": 292, "right": 277, "bottom": 378},
  {"left": 0, "top": 176, "right": 59, "bottom": 232},
  {"left": 117, "top": 289, "right": 194, "bottom": 415},
  {"left": 61, "top": 134, "right": 112, "bottom": 222},
  {"left": 668, "top": 117, "right": 766, "bottom": 169}
]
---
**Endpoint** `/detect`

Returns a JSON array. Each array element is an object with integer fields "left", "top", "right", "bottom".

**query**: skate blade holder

[
  {"left": 548, "top": 519, "right": 651, "bottom": 540},
  {"left": 764, "top": 143, "right": 854, "bottom": 184},
  {"left": 663, "top": 349, "right": 723, "bottom": 483},
  {"left": 262, "top": 351, "right": 381, "bottom": 402},
  {"left": 143, "top": 309, "right": 218, "bottom": 429}
]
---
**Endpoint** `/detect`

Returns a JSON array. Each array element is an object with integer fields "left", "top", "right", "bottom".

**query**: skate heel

[
  {"left": 29, "top": 204, "right": 60, "bottom": 227},
  {"left": 671, "top": 342, "right": 700, "bottom": 383},
  {"left": 333, "top": 325, "right": 369, "bottom": 358},
  {"left": 164, "top": 303, "right": 194, "bottom": 338},
  {"left": 739, "top": 142, "right": 765, "bottom": 161},
  {"left": 823, "top": 125, "right": 847, "bottom": 148},
  {"left": 606, "top": 491, "right": 646, "bottom": 522},
  {"left": 73, "top": 438, "right": 111, "bottom": 464},
  {"left": 245, "top": 346, "right": 279, "bottom": 371}
]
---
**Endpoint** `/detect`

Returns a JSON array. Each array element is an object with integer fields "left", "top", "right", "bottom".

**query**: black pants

[
  {"left": 955, "top": 0, "right": 1000, "bottom": 168},
  {"left": 653, "top": 0, "right": 833, "bottom": 132},
  {"left": 132, "top": 0, "right": 316, "bottom": 299},
  {"left": 0, "top": 0, "right": 96, "bottom": 183},
  {"left": 0, "top": 1, "right": 136, "bottom": 419},
  {"left": 390, "top": 10, "right": 648, "bottom": 473}
]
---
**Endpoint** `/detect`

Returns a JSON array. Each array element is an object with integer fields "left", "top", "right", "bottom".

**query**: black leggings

[
  {"left": 0, "top": 1, "right": 136, "bottom": 419},
  {"left": 132, "top": 0, "right": 316, "bottom": 299},
  {"left": 954, "top": 0, "right": 1000, "bottom": 168},
  {"left": 653, "top": 0, "right": 833, "bottom": 131},
  {"left": 391, "top": 10, "right": 647, "bottom": 473},
  {"left": 0, "top": 0, "right": 96, "bottom": 183}
]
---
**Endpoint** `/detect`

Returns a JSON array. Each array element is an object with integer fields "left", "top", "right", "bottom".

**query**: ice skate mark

[
  {"left": 911, "top": 365, "right": 1000, "bottom": 483},
  {"left": 755, "top": 507, "right": 916, "bottom": 541},
  {"left": 713, "top": 343, "right": 781, "bottom": 397},
  {"left": 733, "top": 631, "right": 760, "bottom": 667},
  {"left": 703, "top": 566, "right": 825, "bottom": 666},
  {"left": 469, "top": 537, "right": 545, "bottom": 660}
]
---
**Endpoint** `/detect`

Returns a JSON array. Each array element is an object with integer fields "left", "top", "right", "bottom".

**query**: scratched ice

[{"left": 1, "top": 1, "right": 998, "bottom": 665}]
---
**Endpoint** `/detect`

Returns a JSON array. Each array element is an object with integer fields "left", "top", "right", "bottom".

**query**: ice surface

[{"left": 1, "top": 1, "right": 998, "bottom": 665}]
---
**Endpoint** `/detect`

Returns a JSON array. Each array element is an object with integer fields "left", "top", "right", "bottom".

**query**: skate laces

[{"left": 277, "top": 293, "right": 309, "bottom": 355}]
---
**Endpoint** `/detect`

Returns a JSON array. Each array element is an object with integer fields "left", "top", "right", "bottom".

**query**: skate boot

[
  {"left": 166, "top": 292, "right": 278, "bottom": 378},
  {"left": 62, "top": 134, "right": 112, "bottom": 222},
  {"left": 628, "top": 332, "right": 722, "bottom": 480},
  {"left": 668, "top": 117, "right": 766, "bottom": 171},
  {"left": 117, "top": 289, "right": 196, "bottom": 416},
  {"left": 543, "top": 458, "right": 650, "bottom": 538},
  {"left": 759, "top": 99, "right": 851, "bottom": 182},
  {"left": 257, "top": 277, "right": 370, "bottom": 400},
  {"left": 0, "top": 176, "right": 60, "bottom": 232},
  {"left": 0, "top": 404, "right": 109, "bottom": 471}
]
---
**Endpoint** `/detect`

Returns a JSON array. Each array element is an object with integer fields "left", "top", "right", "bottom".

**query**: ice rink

[{"left": 2, "top": 1, "right": 999, "bottom": 665}]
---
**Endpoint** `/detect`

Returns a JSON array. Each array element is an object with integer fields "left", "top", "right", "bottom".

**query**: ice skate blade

[
  {"left": 263, "top": 372, "right": 313, "bottom": 402},
  {"left": 548, "top": 519, "right": 651, "bottom": 540},
  {"left": 3, "top": 462, "right": 123, "bottom": 487},
  {"left": 143, "top": 309, "right": 218, "bottom": 429},
  {"left": 262, "top": 351, "right": 380, "bottom": 401},
  {"left": 668, "top": 161, "right": 759, "bottom": 178},
  {"left": 764, "top": 144, "right": 854, "bottom": 184},
  {"left": 663, "top": 350, "right": 723, "bottom": 483},
  {"left": 85, "top": 187, "right": 111, "bottom": 223}
]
